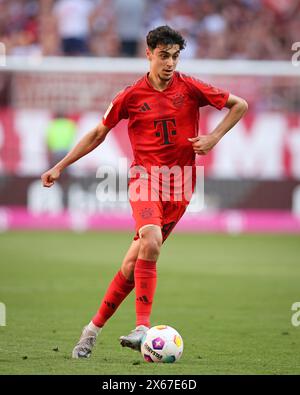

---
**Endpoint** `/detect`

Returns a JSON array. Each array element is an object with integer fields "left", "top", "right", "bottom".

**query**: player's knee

[
  {"left": 139, "top": 227, "right": 162, "bottom": 259},
  {"left": 139, "top": 240, "right": 161, "bottom": 260}
]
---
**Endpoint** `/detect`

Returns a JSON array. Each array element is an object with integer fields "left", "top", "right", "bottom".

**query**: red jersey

[{"left": 103, "top": 71, "right": 229, "bottom": 174}]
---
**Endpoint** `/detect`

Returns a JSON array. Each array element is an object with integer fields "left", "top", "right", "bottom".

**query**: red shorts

[{"left": 129, "top": 178, "right": 189, "bottom": 242}]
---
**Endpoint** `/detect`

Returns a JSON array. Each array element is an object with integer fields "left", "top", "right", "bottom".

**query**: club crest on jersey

[
  {"left": 140, "top": 207, "right": 154, "bottom": 219},
  {"left": 172, "top": 93, "right": 184, "bottom": 108}
]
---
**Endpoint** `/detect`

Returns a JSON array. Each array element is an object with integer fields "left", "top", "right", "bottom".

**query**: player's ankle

[{"left": 87, "top": 321, "right": 103, "bottom": 335}]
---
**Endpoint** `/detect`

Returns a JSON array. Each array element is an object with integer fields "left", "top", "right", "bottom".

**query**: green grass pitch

[{"left": 0, "top": 231, "right": 299, "bottom": 375}]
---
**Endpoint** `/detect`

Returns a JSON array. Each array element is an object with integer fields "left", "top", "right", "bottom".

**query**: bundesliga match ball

[{"left": 141, "top": 325, "right": 183, "bottom": 363}]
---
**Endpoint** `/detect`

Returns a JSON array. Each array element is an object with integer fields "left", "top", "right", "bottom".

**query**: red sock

[
  {"left": 92, "top": 270, "right": 134, "bottom": 327},
  {"left": 134, "top": 258, "right": 157, "bottom": 328}
]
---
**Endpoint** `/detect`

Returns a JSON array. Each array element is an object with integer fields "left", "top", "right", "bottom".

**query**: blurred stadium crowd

[{"left": 0, "top": 0, "right": 298, "bottom": 59}]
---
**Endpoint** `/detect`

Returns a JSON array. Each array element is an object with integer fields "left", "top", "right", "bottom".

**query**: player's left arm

[{"left": 188, "top": 94, "right": 248, "bottom": 155}]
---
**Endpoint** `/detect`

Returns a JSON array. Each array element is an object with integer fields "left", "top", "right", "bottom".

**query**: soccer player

[{"left": 41, "top": 26, "right": 248, "bottom": 359}]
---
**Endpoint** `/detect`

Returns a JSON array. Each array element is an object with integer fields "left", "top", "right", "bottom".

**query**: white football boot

[
  {"left": 72, "top": 326, "right": 98, "bottom": 359},
  {"left": 119, "top": 325, "right": 149, "bottom": 351}
]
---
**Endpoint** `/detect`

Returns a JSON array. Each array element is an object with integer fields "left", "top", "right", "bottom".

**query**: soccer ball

[{"left": 141, "top": 325, "right": 183, "bottom": 363}]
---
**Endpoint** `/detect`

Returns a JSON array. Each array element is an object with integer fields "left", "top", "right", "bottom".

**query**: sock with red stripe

[
  {"left": 134, "top": 258, "right": 157, "bottom": 328},
  {"left": 92, "top": 270, "right": 134, "bottom": 328}
]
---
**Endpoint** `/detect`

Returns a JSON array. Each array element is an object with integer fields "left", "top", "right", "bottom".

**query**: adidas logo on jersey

[{"left": 139, "top": 102, "right": 151, "bottom": 112}]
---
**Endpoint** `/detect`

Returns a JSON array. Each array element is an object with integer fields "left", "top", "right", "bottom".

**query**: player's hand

[
  {"left": 41, "top": 167, "right": 61, "bottom": 188},
  {"left": 188, "top": 134, "right": 219, "bottom": 155}
]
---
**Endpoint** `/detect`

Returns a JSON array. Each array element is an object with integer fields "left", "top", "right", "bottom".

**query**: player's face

[{"left": 147, "top": 44, "right": 180, "bottom": 82}]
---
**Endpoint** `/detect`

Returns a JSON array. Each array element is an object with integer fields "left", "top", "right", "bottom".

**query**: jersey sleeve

[
  {"left": 184, "top": 75, "right": 229, "bottom": 110},
  {"left": 102, "top": 88, "right": 129, "bottom": 129}
]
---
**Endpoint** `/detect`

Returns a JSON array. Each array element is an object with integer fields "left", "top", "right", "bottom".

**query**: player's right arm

[
  {"left": 42, "top": 86, "right": 129, "bottom": 188},
  {"left": 41, "top": 122, "right": 110, "bottom": 187}
]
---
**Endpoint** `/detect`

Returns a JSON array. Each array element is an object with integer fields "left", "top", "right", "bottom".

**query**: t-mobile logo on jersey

[
  {"left": 154, "top": 118, "right": 176, "bottom": 145},
  {"left": 0, "top": 302, "right": 6, "bottom": 326}
]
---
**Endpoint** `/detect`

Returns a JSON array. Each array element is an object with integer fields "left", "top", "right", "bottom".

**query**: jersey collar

[{"left": 145, "top": 72, "right": 177, "bottom": 92}]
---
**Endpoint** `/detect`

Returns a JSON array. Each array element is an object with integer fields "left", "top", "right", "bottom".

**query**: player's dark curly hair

[{"left": 146, "top": 25, "right": 186, "bottom": 51}]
